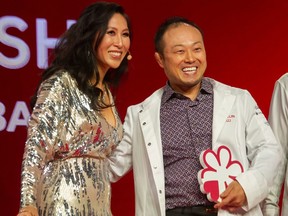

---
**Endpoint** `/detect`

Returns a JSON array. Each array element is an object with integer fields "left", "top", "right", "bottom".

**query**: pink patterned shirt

[{"left": 160, "top": 78, "right": 214, "bottom": 209}]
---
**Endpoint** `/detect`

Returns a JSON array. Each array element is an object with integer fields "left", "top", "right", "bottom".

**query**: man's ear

[{"left": 154, "top": 52, "right": 164, "bottom": 68}]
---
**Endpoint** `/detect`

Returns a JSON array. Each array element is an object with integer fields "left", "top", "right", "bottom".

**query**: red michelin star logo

[{"left": 197, "top": 145, "right": 244, "bottom": 202}]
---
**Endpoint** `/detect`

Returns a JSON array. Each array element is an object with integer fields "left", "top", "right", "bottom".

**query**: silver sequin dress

[{"left": 19, "top": 71, "right": 123, "bottom": 216}]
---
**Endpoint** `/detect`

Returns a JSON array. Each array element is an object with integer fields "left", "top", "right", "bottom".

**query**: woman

[{"left": 17, "top": 2, "right": 132, "bottom": 215}]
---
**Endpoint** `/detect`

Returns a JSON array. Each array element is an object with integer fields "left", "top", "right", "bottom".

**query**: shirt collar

[{"left": 161, "top": 78, "right": 213, "bottom": 104}]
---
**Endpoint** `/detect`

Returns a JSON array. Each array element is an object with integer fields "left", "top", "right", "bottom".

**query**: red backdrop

[{"left": 1, "top": 0, "right": 287, "bottom": 215}]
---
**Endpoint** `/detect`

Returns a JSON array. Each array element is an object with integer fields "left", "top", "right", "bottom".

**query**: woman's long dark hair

[{"left": 30, "top": 1, "right": 132, "bottom": 110}]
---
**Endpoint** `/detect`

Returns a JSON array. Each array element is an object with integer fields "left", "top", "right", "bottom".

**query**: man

[
  {"left": 109, "top": 16, "right": 281, "bottom": 216},
  {"left": 261, "top": 73, "right": 288, "bottom": 216}
]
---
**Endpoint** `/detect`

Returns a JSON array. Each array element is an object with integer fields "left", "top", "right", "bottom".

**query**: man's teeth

[{"left": 183, "top": 67, "right": 197, "bottom": 72}]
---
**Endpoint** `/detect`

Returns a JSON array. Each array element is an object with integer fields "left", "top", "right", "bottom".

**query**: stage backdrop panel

[{"left": 1, "top": 0, "right": 288, "bottom": 215}]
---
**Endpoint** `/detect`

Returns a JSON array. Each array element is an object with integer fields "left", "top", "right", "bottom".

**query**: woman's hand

[{"left": 17, "top": 206, "right": 38, "bottom": 216}]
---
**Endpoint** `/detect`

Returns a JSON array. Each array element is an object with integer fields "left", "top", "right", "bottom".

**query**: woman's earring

[{"left": 127, "top": 51, "right": 132, "bottom": 60}]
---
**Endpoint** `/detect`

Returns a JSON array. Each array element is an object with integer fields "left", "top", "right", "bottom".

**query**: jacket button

[
  {"left": 142, "top": 122, "right": 146, "bottom": 125},
  {"left": 147, "top": 142, "right": 151, "bottom": 146}
]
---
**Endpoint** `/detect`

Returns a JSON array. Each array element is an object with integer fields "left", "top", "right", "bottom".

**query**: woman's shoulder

[
  {"left": 41, "top": 70, "right": 77, "bottom": 90},
  {"left": 36, "top": 70, "right": 79, "bottom": 103}
]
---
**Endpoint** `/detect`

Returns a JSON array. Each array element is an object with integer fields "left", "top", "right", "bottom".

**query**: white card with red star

[{"left": 197, "top": 145, "right": 244, "bottom": 202}]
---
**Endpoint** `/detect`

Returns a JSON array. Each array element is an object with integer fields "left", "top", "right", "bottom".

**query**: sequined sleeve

[{"left": 20, "top": 75, "right": 67, "bottom": 208}]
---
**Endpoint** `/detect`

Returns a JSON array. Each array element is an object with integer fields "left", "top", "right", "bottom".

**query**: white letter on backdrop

[
  {"left": 36, "top": 18, "right": 58, "bottom": 69},
  {"left": 0, "top": 102, "right": 7, "bottom": 131},
  {"left": 36, "top": 18, "right": 76, "bottom": 69},
  {"left": 0, "top": 16, "right": 30, "bottom": 69},
  {"left": 6, "top": 101, "right": 30, "bottom": 132}
]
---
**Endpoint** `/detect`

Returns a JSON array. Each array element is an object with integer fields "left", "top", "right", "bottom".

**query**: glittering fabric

[
  {"left": 160, "top": 79, "right": 214, "bottom": 209},
  {"left": 20, "top": 71, "right": 123, "bottom": 216}
]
